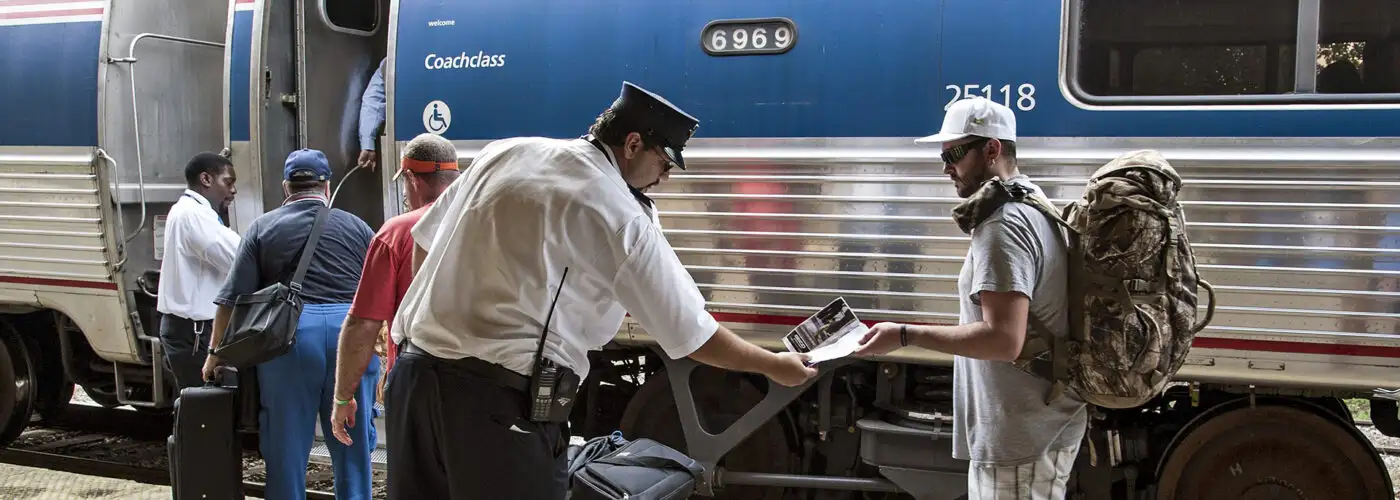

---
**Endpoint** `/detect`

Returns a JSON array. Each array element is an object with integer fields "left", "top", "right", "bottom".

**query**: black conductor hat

[{"left": 608, "top": 81, "right": 699, "bottom": 170}]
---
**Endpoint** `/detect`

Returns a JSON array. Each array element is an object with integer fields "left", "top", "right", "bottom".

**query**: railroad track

[
  {"left": 0, "top": 404, "right": 346, "bottom": 499},
  {"left": 0, "top": 446, "right": 335, "bottom": 499},
  {"left": 1353, "top": 420, "right": 1400, "bottom": 457}
]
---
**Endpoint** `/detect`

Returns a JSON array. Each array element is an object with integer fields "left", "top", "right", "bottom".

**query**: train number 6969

[{"left": 701, "top": 18, "right": 797, "bottom": 56}]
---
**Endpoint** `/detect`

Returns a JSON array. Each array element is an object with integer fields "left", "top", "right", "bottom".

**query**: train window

[
  {"left": 1128, "top": 46, "right": 1285, "bottom": 96},
  {"left": 322, "top": 0, "right": 378, "bottom": 35},
  {"left": 1316, "top": 0, "right": 1400, "bottom": 94},
  {"left": 1068, "top": 0, "right": 1400, "bottom": 104}
]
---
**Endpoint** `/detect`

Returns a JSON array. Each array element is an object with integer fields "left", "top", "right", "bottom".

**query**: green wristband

[{"left": 334, "top": 397, "right": 352, "bottom": 406}]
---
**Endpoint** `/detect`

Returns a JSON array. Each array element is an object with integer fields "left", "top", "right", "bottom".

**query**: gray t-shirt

[{"left": 951, "top": 175, "right": 1088, "bottom": 465}]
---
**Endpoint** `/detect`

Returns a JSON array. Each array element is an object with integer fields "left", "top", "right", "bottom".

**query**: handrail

[
  {"left": 94, "top": 149, "right": 131, "bottom": 270},
  {"left": 107, "top": 33, "right": 225, "bottom": 244}
]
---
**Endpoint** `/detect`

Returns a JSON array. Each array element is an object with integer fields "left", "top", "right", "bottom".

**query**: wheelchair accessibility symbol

[{"left": 423, "top": 100, "right": 451, "bottom": 135}]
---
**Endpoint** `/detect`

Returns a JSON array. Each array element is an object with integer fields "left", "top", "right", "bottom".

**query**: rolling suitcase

[{"left": 169, "top": 368, "right": 243, "bottom": 500}]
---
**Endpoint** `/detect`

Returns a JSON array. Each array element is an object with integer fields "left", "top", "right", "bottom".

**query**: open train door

[
  {"left": 227, "top": 0, "right": 388, "bottom": 231},
  {"left": 225, "top": 0, "right": 296, "bottom": 230},
  {"left": 224, "top": 0, "right": 271, "bottom": 233},
  {"left": 227, "top": 0, "right": 390, "bottom": 461}
]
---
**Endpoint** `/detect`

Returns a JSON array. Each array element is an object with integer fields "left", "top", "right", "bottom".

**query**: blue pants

[{"left": 258, "top": 303, "right": 380, "bottom": 500}]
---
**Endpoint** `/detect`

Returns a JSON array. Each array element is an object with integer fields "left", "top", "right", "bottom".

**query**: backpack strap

[
  {"left": 1024, "top": 309, "right": 1069, "bottom": 405},
  {"left": 1009, "top": 190, "right": 1079, "bottom": 406},
  {"left": 1014, "top": 191, "right": 1076, "bottom": 235},
  {"left": 289, "top": 205, "right": 331, "bottom": 295}
]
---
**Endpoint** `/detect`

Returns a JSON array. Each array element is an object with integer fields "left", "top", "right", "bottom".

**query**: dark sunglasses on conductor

[{"left": 657, "top": 146, "right": 679, "bottom": 172}]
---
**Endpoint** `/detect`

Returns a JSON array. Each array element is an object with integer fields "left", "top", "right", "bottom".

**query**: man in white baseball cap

[
  {"left": 855, "top": 96, "right": 1087, "bottom": 499},
  {"left": 914, "top": 96, "right": 1019, "bottom": 197}
]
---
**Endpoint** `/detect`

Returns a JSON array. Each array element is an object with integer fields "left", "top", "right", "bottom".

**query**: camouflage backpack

[{"left": 952, "top": 150, "right": 1217, "bottom": 409}]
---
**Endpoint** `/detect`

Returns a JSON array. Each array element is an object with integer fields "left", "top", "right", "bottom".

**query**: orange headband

[{"left": 400, "top": 157, "right": 458, "bottom": 174}]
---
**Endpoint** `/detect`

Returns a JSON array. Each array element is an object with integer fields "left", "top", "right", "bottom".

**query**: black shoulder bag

[
  {"left": 570, "top": 436, "right": 706, "bottom": 500},
  {"left": 213, "top": 204, "right": 330, "bottom": 368}
]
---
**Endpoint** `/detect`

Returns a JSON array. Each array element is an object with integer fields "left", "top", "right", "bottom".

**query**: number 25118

[{"left": 946, "top": 84, "right": 1036, "bottom": 111}]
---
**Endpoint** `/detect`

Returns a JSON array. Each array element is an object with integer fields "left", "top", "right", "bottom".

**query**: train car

[
  {"left": 0, "top": 0, "right": 392, "bottom": 452},
  {"left": 2, "top": 0, "right": 1398, "bottom": 497},
  {"left": 383, "top": 0, "right": 1400, "bottom": 498}
]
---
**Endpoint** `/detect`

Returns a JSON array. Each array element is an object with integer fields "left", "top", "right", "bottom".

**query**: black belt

[
  {"left": 402, "top": 340, "right": 530, "bottom": 394},
  {"left": 164, "top": 314, "right": 209, "bottom": 323},
  {"left": 163, "top": 314, "right": 211, "bottom": 329}
]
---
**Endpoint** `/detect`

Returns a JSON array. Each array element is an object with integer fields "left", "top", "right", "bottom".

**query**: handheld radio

[{"left": 529, "top": 267, "right": 579, "bottom": 423}]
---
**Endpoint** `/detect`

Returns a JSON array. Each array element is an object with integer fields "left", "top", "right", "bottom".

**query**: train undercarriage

[
  {"left": 578, "top": 345, "right": 1399, "bottom": 499},
  {"left": 0, "top": 309, "right": 173, "bottom": 443}
]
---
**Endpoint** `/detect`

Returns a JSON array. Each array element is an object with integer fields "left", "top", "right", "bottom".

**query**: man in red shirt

[{"left": 329, "top": 133, "right": 459, "bottom": 445}]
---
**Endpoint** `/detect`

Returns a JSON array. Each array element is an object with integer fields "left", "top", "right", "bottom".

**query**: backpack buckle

[{"left": 1001, "top": 180, "right": 1032, "bottom": 200}]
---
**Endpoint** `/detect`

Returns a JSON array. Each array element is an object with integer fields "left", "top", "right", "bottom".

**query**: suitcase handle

[{"left": 205, "top": 366, "right": 238, "bottom": 387}]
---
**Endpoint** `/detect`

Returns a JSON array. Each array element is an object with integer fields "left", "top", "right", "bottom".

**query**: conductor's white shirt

[
  {"left": 156, "top": 190, "right": 241, "bottom": 321},
  {"left": 390, "top": 136, "right": 718, "bottom": 380}
]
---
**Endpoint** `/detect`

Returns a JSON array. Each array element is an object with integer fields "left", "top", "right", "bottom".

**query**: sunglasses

[
  {"left": 656, "top": 145, "right": 679, "bottom": 172},
  {"left": 941, "top": 137, "right": 991, "bottom": 165}
]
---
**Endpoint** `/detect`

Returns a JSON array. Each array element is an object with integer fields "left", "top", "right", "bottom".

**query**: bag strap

[
  {"left": 1024, "top": 310, "right": 1069, "bottom": 405},
  {"left": 595, "top": 453, "right": 705, "bottom": 479},
  {"left": 569, "top": 432, "right": 630, "bottom": 476},
  {"left": 1015, "top": 192, "right": 1077, "bottom": 236},
  {"left": 290, "top": 205, "right": 331, "bottom": 293},
  {"left": 1009, "top": 191, "right": 1076, "bottom": 405}
]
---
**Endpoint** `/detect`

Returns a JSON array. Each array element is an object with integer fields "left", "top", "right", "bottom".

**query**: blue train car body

[{"left": 390, "top": 0, "right": 1400, "bottom": 142}]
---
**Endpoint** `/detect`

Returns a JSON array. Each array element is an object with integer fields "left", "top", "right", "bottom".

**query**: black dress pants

[
  {"left": 158, "top": 314, "right": 210, "bottom": 392},
  {"left": 385, "top": 351, "right": 570, "bottom": 499}
]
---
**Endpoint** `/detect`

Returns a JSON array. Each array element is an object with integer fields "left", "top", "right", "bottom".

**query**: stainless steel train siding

[{"left": 448, "top": 136, "right": 1400, "bottom": 391}]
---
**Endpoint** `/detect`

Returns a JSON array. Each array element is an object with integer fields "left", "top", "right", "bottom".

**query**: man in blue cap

[
  {"left": 384, "top": 82, "right": 816, "bottom": 498},
  {"left": 203, "top": 149, "right": 379, "bottom": 500}
]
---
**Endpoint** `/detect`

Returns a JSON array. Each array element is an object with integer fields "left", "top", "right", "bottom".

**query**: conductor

[{"left": 384, "top": 81, "right": 818, "bottom": 498}]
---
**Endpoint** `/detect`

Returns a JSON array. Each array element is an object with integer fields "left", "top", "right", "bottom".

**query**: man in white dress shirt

[
  {"left": 383, "top": 81, "right": 818, "bottom": 499},
  {"left": 156, "top": 152, "right": 240, "bottom": 391}
]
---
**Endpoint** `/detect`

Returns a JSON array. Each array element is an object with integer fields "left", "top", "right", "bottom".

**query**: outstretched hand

[
  {"left": 767, "top": 352, "right": 818, "bottom": 387},
  {"left": 852, "top": 322, "right": 906, "bottom": 357}
]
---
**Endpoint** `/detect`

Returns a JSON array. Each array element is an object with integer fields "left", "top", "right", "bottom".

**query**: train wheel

[
  {"left": 0, "top": 322, "right": 37, "bottom": 446},
  {"left": 0, "top": 331, "right": 15, "bottom": 444},
  {"left": 20, "top": 329, "right": 71, "bottom": 422},
  {"left": 34, "top": 380, "right": 72, "bottom": 422},
  {"left": 620, "top": 365, "right": 793, "bottom": 500},
  {"left": 1156, "top": 404, "right": 1391, "bottom": 500}
]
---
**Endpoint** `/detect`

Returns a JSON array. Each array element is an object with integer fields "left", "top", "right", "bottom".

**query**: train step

[
  {"left": 308, "top": 438, "right": 389, "bottom": 471},
  {"left": 309, "top": 403, "right": 388, "bottom": 471}
]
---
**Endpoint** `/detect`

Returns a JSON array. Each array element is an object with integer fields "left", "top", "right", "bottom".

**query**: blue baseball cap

[{"left": 284, "top": 149, "right": 332, "bottom": 181}]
